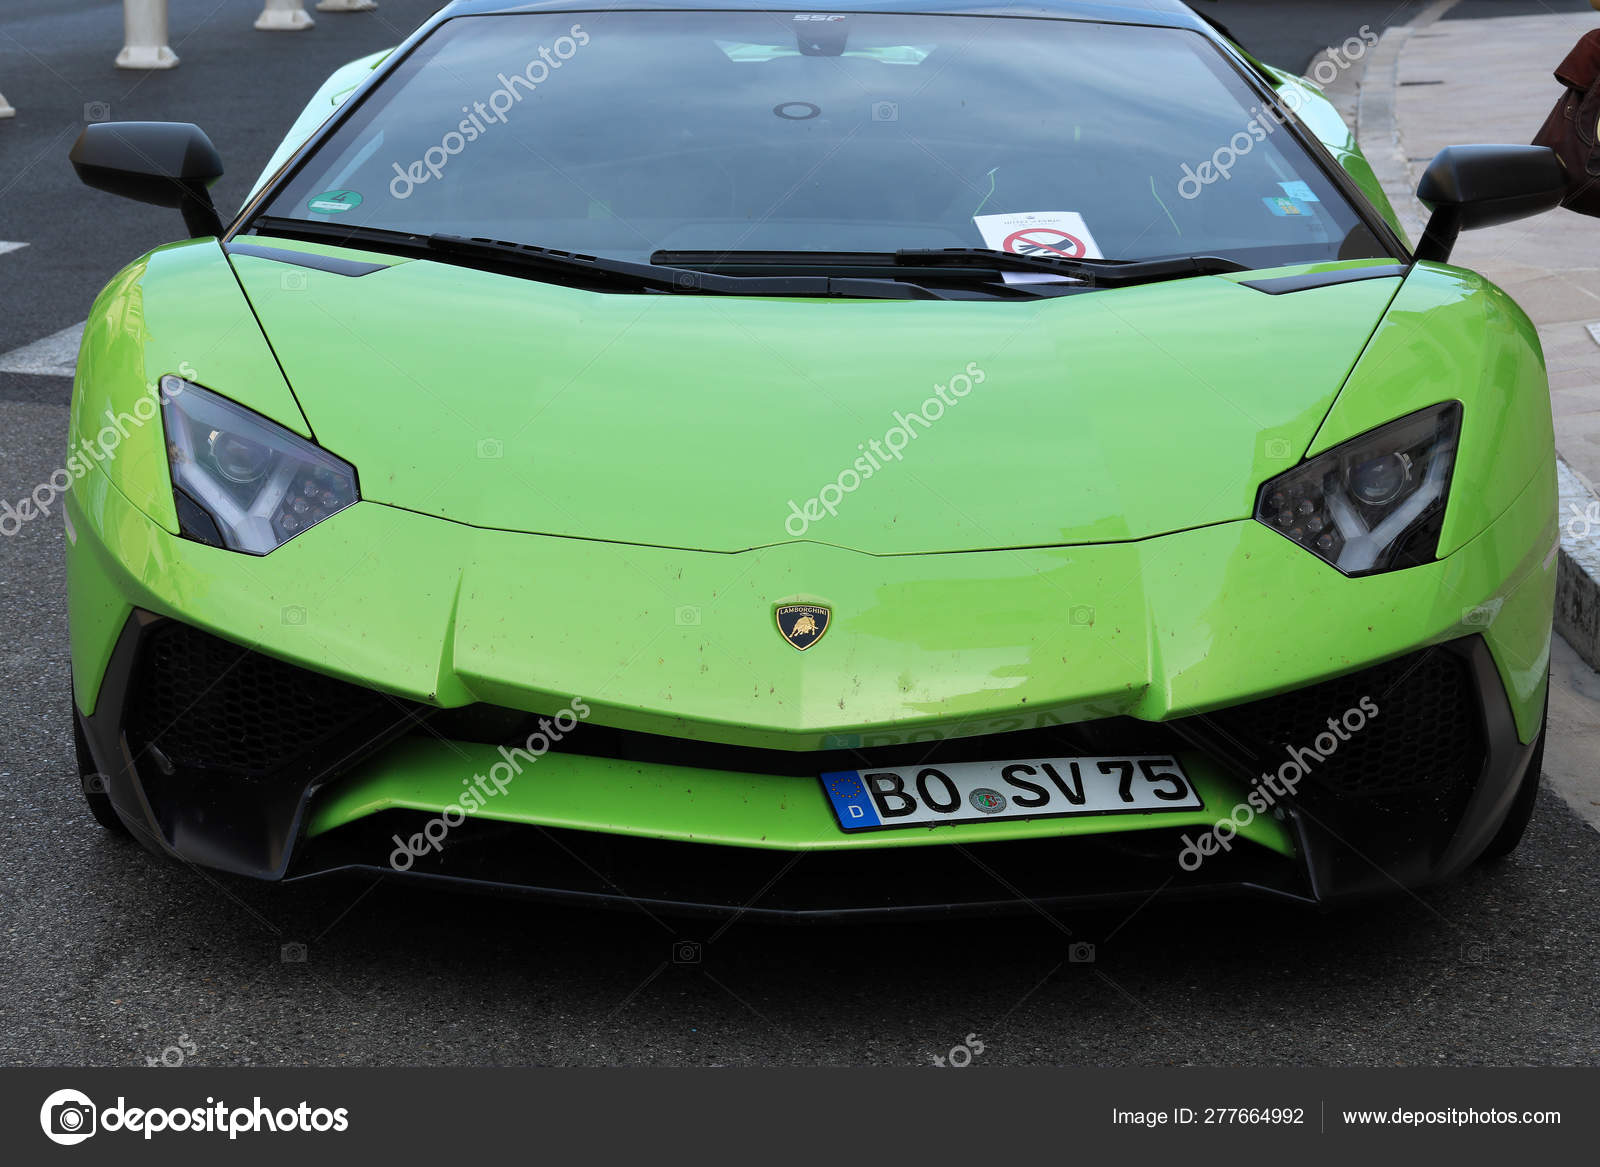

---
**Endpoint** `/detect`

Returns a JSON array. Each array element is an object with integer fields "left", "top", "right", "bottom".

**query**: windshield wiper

[
  {"left": 651, "top": 248, "right": 1250, "bottom": 287},
  {"left": 244, "top": 218, "right": 945, "bottom": 299},
  {"left": 424, "top": 233, "right": 909, "bottom": 296},
  {"left": 898, "top": 248, "right": 1248, "bottom": 284}
]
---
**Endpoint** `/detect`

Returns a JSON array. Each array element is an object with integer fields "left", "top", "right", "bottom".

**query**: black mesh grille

[
  {"left": 1200, "top": 646, "right": 1483, "bottom": 798},
  {"left": 126, "top": 621, "right": 401, "bottom": 779}
]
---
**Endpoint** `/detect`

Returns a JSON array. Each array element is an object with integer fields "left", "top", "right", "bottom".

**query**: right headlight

[
  {"left": 1255, "top": 402, "right": 1460, "bottom": 576},
  {"left": 161, "top": 376, "right": 358, "bottom": 554}
]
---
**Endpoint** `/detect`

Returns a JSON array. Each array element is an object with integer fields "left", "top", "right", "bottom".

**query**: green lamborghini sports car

[{"left": 65, "top": 0, "right": 1564, "bottom": 917}]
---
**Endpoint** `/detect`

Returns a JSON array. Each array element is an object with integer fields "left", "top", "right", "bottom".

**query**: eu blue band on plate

[{"left": 821, "top": 770, "right": 882, "bottom": 830}]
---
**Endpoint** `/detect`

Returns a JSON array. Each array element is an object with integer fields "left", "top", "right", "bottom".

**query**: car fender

[
  {"left": 1309, "top": 261, "right": 1555, "bottom": 561},
  {"left": 69, "top": 239, "right": 312, "bottom": 534}
]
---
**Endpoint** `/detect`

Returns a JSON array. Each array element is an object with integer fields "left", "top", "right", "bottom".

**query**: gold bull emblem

[{"left": 776, "top": 604, "right": 830, "bottom": 650}]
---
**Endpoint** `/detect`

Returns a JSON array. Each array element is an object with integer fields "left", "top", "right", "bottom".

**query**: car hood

[{"left": 229, "top": 245, "right": 1401, "bottom": 554}]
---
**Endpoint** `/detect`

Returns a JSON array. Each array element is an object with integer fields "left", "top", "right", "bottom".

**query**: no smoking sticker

[
  {"left": 973, "top": 212, "right": 1103, "bottom": 283},
  {"left": 1001, "top": 226, "right": 1088, "bottom": 259}
]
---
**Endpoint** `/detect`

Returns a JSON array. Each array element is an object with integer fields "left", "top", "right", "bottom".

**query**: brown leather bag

[{"left": 1534, "top": 29, "right": 1600, "bottom": 215}]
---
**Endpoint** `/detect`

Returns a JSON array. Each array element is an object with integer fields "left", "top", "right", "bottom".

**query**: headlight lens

[
  {"left": 1255, "top": 402, "right": 1460, "bottom": 576},
  {"left": 161, "top": 377, "right": 358, "bottom": 554}
]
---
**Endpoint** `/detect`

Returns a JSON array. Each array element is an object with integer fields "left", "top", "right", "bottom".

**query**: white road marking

[
  {"left": 0, "top": 320, "right": 84, "bottom": 376},
  {"left": 0, "top": 241, "right": 27, "bottom": 257}
]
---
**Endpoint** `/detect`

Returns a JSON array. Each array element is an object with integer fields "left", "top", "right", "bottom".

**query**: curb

[
  {"left": 1557, "top": 458, "right": 1600, "bottom": 672},
  {"left": 1346, "top": 0, "right": 1600, "bottom": 672}
]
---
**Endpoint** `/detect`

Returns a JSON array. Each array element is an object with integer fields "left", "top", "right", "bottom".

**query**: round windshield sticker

[{"left": 308, "top": 190, "right": 363, "bottom": 215}]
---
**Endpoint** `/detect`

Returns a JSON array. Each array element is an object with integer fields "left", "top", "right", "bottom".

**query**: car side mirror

[
  {"left": 1414, "top": 144, "right": 1565, "bottom": 263},
  {"left": 70, "top": 121, "right": 225, "bottom": 239}
]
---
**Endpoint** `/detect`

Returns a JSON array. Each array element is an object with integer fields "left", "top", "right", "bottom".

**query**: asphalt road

[{"left": 2, "top": 1, "right": 1599, "bottom": 1068}]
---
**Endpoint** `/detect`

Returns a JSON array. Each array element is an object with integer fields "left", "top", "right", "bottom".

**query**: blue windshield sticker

[
  {"left": 1263, "top": 196, "right": 1310, "bottom": 217},
  {"left": 1277, "top": 181, "right": 1319, "bottom": 203}
]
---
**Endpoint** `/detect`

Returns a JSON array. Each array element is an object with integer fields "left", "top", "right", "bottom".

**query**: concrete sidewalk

[{"left": 1389, "top": 6, "right": 1600, "bottom": 478}]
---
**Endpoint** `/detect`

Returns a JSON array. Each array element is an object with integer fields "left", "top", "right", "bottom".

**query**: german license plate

[{"left": 820, "top": 756, "right": 1201, "bottom": 831}]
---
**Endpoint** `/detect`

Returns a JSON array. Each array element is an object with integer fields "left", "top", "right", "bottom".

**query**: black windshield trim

[
  {"left": 224, "top": 241, "right": 392, "bottom": 277},
  {"left": 1238, "top": 263, "right": 1410, "bottom": 295}
]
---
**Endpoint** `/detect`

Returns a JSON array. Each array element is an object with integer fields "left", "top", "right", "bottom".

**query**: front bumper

[{"left": 66, "top": 460, "right": 1556, "bottom": 918}]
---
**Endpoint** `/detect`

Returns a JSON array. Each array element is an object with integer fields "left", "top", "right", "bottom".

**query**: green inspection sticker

[{"left": 308, "top": 189, "right": 363, "bottom": 215}]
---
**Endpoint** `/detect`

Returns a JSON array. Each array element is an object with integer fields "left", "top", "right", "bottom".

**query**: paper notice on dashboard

[{"left": 972, "top": 211, "right": 1104, "bottom": 284}]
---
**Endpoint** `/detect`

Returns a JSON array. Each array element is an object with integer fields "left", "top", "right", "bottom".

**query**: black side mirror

[
  {"left": 1414, "top": 144, "right": 1565, "bottom": 263},
  {"left": 70, "top": 121, "right": 225, "bottom": 239}
]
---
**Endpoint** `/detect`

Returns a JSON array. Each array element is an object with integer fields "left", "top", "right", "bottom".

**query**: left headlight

[
  {"left": 1255, "top": 402, "right": 1460, "bottom": 576},
  {"left": 161, "top": 376, "right": 358, "bottom": 554}
]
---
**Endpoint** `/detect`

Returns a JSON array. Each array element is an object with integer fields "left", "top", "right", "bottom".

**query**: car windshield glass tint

[{"left": 257, "top": 11, "right": 1386, "bottom": 270}]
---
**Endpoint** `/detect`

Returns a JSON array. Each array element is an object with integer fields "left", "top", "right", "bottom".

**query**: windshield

[{"left": 256, "top": 11, "right": 1388, "bottom": 271}]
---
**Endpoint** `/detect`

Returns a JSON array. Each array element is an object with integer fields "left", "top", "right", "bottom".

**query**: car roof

[{"left": 434, "top": 0, "right": 1209, "bottom": 31}]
